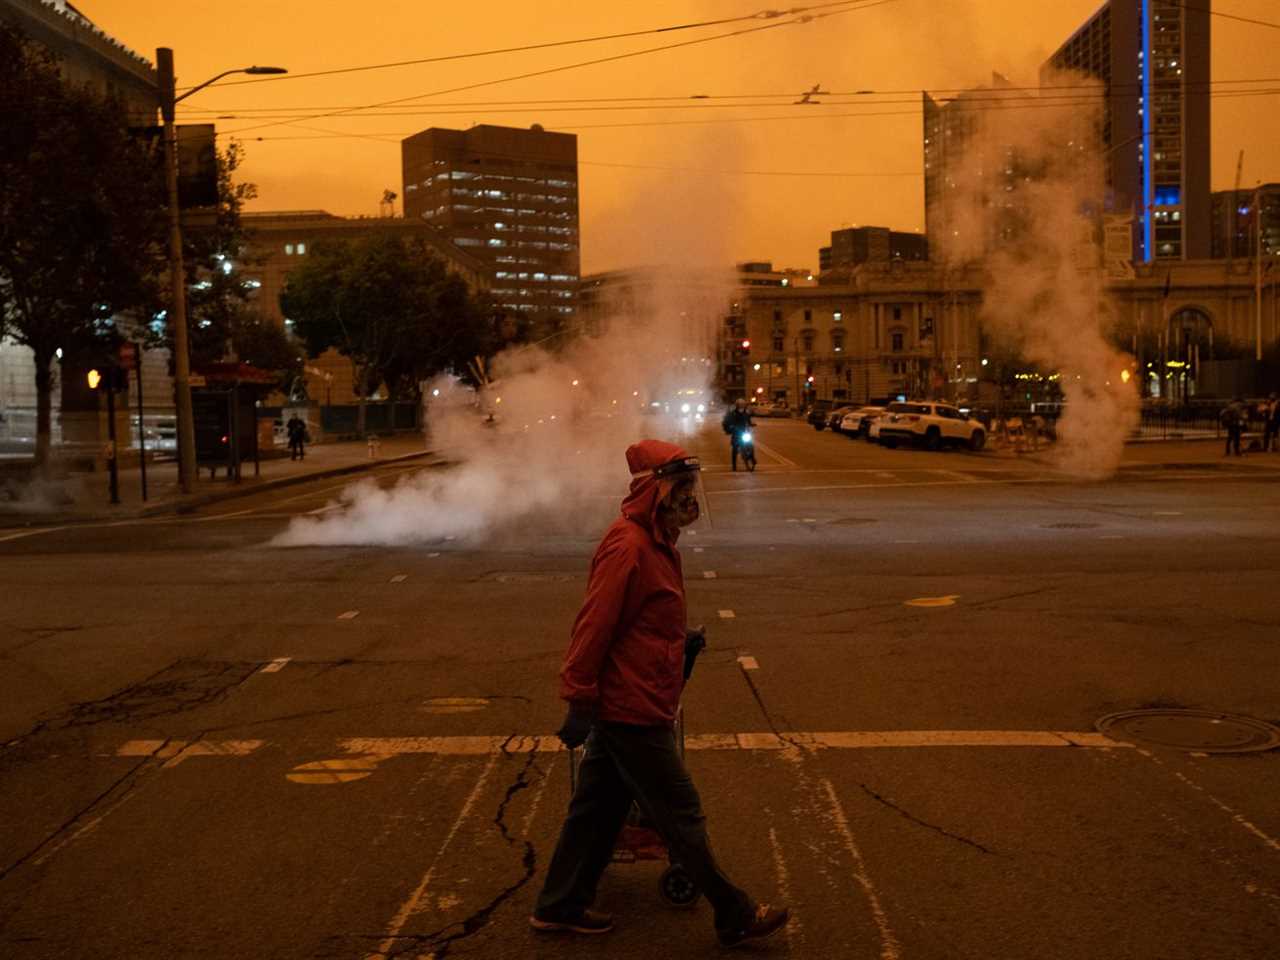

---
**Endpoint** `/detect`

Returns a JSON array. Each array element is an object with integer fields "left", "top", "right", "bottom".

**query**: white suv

[{"left": 877, "top": 401, "right": 986, "bottom": 451}]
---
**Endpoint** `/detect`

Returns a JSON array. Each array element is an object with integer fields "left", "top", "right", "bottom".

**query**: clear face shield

[{"left": 650, "top": 455, "right": 712, "bottom": 532}]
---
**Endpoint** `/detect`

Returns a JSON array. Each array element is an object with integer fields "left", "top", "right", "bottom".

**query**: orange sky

[{"left": 80, "top": 0, "right": 1280, "bottom": 274}]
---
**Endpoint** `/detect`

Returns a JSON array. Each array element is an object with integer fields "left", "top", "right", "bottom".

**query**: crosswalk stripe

[{"left": 110, "top": 730, "right": 1131, "bottom": 764}]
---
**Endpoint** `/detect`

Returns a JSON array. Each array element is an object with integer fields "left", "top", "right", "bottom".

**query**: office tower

[
  {"left": 1043, "top": 0, "right": 1210, "bottom": 261},
  {"left": 402, "top": 124, "right": 580, "bottom": 321}
]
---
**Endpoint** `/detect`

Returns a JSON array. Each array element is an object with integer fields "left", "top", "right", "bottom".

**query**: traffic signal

[
  {"left": 740, "top": 339, "right": 750, "bottom": 355},
  {"left": 87, "top": 367, "right": 128, "bottom": 391}
]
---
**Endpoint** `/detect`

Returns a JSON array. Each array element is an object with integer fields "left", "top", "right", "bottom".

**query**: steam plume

[{"left": 937, "top": 73, "right": 1139, "bottom": 478}]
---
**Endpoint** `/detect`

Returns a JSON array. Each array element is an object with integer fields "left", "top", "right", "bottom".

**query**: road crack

[
  {"left": 378, "top": 745, "right": 543, "bottom": 959},
  {"left": 0, "top": 738, "right": 172, "bottom": 884},
  {"left": 859, "top": 783, "right": 1002, "bottom": 856}
]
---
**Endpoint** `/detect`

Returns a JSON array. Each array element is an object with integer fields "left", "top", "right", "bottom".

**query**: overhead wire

[
  {"left": 179, "top": 76, "right": 1280, "bottom": 120},
  {"left": 176, "top": 0, "right": 873, "bottom": 93},
  {"left": 219, "top": 0, "right": 898, "bottom": 136},
  {"left": 1176, "top": 2, "right": 1280, "bottom": 31},
  {"left": 197, "top": 84, "right": 1280, "bottom": 127},
  {"left": 213, "top": 85, "right": 1280, "bottom": 144}
]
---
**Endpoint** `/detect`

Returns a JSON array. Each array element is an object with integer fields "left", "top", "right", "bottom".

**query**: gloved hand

[
  {"left": 684, "top": 626, "right": 707, "bottom": 680},
  {"left": 557, "top": 702, "right": 594, "bottom": 749}
]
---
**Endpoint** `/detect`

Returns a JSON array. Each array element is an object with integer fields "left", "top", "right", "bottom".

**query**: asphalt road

[{"left": 2, "top": 420, "right": 1279, "bottom": 959}]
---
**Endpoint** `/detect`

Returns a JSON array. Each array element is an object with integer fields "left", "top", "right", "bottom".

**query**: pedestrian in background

[
  {"left": 1221, "top": 399, "right": 1244, "bottom": 457},
  {"left": 286, "top": 413, "right": 307, "bottom": 461},
  {"left": 531, "top": 439, "right": 789, "bottom": 948},
  {"left": 1263, "top": 393, "right": 1279, "bottom": 453}
]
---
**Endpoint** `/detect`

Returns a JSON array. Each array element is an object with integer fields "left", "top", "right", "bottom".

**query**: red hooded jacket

[{"left": 558, "top": 439, "right": 691, "bottom": 726}]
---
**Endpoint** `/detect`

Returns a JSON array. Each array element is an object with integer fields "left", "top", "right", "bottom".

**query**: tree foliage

[
  {"left": 0, "top": 22, "right": 167, "bottom": 465},
  {"left": 281, "top": 233, "right": 495, "bottom": 430},
  {"left": 143, "top": 140, "right": 269, "bottom": 368}
]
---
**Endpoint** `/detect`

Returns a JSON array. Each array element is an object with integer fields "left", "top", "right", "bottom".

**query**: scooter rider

[
  {"left": 531, "top": 439, "right": 789, "bottom": 948},
  {"left": 721, "top": 398, "right": 754, "bottom": 472}
]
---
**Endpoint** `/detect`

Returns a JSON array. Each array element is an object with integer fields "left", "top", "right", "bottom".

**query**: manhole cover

[
  {"left": 830, "top": 517, "right": 878, "bottom": 526},
  {"left": 1096, "top": 709, "right": 1280, "bottom": 753},
  {"left": 1042, "top": 522, "right": 1101, "bottom": 529}
]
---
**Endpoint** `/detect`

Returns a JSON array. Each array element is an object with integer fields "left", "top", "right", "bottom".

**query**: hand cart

[{"left": 567, "top": 705, "right": 700, "bottom": 907}]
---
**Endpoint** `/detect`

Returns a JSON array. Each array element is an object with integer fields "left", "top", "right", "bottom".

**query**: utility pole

[
  {"left": 1256, "top": 182, "right": 1264, "bottom": 362},
  {"left": 156, "top": 48, "right": 196, "bottom": 493},
  {"left": 154, "top": 49, "right": 286, "bottom": 494}
]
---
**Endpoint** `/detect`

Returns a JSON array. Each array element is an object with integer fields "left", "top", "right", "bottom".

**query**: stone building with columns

[
  {"left": 726, "top": 261, "right": 984, "bottom": 407},
  {"left": 725, "top": 256, "right": 1277, "bottom": 408}
]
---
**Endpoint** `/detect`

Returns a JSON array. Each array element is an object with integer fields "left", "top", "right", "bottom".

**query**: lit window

[
  {"left": 297, "top": 242, "right": 307, "bottom": 255},
  {"left": 285, "top": 244, "right": 294, "bottom": 255}
]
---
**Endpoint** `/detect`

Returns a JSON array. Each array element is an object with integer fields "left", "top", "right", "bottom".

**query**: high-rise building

[
  {"left": 1043, "top": 0, "right": 1210, "bottom": 261},
  {"left": 922, "top": 74, "right": 1028, "bottom": 263},
  {"left": 0, "top": 0, "right": 158, "bottom": 124},
  {"left": 401, "top": 124, "right": 580, "bottom": 322},
  {"left": 1210, "top": 184, "right": 1280, "bottom": 260}
]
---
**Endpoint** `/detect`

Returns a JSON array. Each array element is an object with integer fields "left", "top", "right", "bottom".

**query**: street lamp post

[
  {"left": 155, "top": 49, "right": 285, "bottom": 492},
  {"left": 1256, "top": 183, "right": 1264, "bottom": 363}
]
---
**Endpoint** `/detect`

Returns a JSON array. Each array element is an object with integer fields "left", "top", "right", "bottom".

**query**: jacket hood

[{"left": 622, "top": 439, "right": 690, "bottom": 546}]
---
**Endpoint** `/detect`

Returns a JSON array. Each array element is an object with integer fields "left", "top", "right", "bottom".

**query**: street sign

[{"left": 188, "top": 374, "right": 207, "bottom": 387}]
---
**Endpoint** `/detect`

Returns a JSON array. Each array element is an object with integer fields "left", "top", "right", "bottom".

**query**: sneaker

[
  {"left": 529, "top": 909, "right": 614, "bottom": 935},
  {"left": 718, "top": 903, "right": 790, "bottom": 948}
]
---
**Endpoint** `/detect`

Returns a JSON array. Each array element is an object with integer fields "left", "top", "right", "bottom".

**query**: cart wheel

[{"left": 659, "top": 864, "right": 699, "bottom": 907}]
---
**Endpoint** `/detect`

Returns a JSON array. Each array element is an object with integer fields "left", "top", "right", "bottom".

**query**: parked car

[
  {"left": 840, "top": 405, "right": 887, "bottom": 440},
  {"left": 806, "top": 400, "right": 835, "bottom": 430},
  {"left": 825, "top": 405, "right": 858, "bottom": 433},
  {"left": 877, "top": 401, "right": 987, "bottom": 451},
  {"left": 751, "top": 400, "right": 790, "bottom": 418}
]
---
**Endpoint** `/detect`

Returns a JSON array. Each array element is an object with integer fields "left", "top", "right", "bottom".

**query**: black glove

[
  {"left": 557, "top": 702, "right": 593, "bottom": 749},
  {"left": 683, "top": 626, "right": 707, "bottom": 680}
]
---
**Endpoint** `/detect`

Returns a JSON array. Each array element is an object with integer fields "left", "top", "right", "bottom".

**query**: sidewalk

[
  {"left": 988, "top": 438, "right": 1280, "bottom": 473},
  {"left": 0, "top": 434, "right": 434, "bottom": 527}
]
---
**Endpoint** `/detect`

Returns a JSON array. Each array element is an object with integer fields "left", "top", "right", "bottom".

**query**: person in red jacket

[{"left": 530, "top": 438, "right": 789, "bottom": 948}]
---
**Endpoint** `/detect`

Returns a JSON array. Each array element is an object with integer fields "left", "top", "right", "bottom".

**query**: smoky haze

[
  {"left": 936, "top": 73, "right": 1139, "bottom": 478},
  {"left": 274, "top": 149, "right": 739, "bottom": 548}
]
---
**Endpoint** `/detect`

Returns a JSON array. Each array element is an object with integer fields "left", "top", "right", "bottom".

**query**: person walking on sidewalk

[
  {"left": 1263, "top": 393, "right": 1279, "bottom": 453},
  {"left": 1221, "top": 399, "right": 1244, "bottom": 457},
  {"left": 286, "top": 414, "right": 307, "bottom": 461},
  {"left": 531, "top": 439, "right": 790, "bottom": 948}
]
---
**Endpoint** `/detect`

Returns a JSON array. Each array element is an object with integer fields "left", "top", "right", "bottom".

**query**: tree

[
  {"left": 144, "top": 139, "right": 262, "bottom": 369},
  {"left": 281, "top": 233, "right": 495, "bottom": 434},
  {"left": 0, "top": 23, "right": 166, "bottom": 467}
]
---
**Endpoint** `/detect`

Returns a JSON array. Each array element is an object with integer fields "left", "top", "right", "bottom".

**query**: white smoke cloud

[
  {"left": 274, "top": 164, "right": 738, "bottom": 548},
  {"left": 936, "top": 73, "right": 1139, "bottom": 478}
]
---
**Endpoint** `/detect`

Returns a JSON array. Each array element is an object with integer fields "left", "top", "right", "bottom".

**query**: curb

[{"left": 0, "top": 449, "right": 435, "bottom": 529}]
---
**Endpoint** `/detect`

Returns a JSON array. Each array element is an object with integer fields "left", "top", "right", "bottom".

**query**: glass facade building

[
  {"left": 1043, "top": 0, "right": 1210, "bottom": 261},
  {"left": 401, "top": 124, "right": 580, "bottom": 320}
]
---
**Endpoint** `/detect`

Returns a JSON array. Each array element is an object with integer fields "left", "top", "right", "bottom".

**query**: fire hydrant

[{"left": 367, "top": 435, "right": 381, "bottom": 459}]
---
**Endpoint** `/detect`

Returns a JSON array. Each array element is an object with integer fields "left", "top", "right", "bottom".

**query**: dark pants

[
  {"left": 289, "top": 438, "right": 305, "bottom": 460},
  {"left": 1225, "top": 425, "right": 1242, "bottom": 456},
  {"left": 730, "top": 438, "right": 741, "bottom": 470},
  {"left": 1264, "top": 423, "right": 1277, "bottom": 452},
  {"left": 535, "top": 722, "right": 752, "bottom": 933}
]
